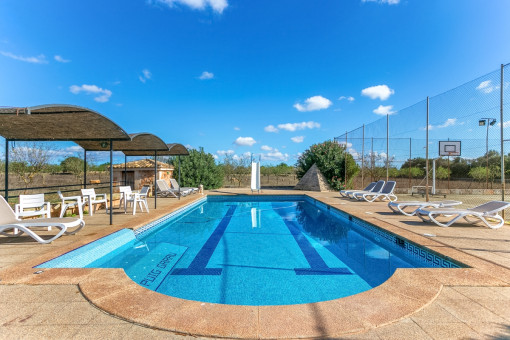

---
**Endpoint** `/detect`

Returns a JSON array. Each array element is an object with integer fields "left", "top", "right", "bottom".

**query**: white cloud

[
  {"left": 338, "top": 96, "right": 355, "bottom": 102},
  {"left": 291, "top": 136, "right": 304, "bottom": 143},
  {"left": 155, "top": 0, "right": 228, "bottom": 13},
  {"left": 422, "top": 118, "right": 459, "bottom": 130},
  {"left": 264, "top": 125, "right": 279, "bottom": 133},
  {"left": 476, "top": 80, "right": 499, "bottom": 94},
  {"left": 139, "top": 69, "right": 152, "bottom": 83},
  {"left": 373, "top": 105, "right": 395, "bottom": 115},
  {"left": 213, "top": 154, "right": 219, "bottom": 160},
  {"left": 0, "top": 51, "right": 47, "bottom": 64},
  {"left": 261, "top": 148, "right": 290, "bottom": 162},
  {"left": 277, "top": 121, "right": 320, "bottom": 132},
  {"left": 294, "top": 95, "right": 332, "bottom": 112},
  {"left": 217, "top": 149, "right": 235, "bottom": 156},
  {"left": 233, "top": 126, "right": 240, "bottom": 131},
  {"left": 54, "top": 55, "right": 71, "bottom": 63},
  {"left": 497, "top": 121, "right": 510, "bottom": 128},
  {"left": 261, "top": 145, "right": 273, "bottom": 151},
  {"left": 361, "top": 85, "right": 394, "bottom": 100},
  {"left": 361, "top": 0, "right": 400, "bottom": 4},
  {"left": 234, "top": 137, "right": 256, "bottom": 146},
  {"left": 199, "top": 71, "right": 214, "bottom": 80},
  {"left": 337, "top": 141, "right": 353, "bottom": 148},
  {"left": 69, "top": 84, "right": 112, "bottom": 103}
]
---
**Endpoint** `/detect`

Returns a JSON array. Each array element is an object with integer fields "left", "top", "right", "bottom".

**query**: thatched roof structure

[
  {"left": 0, "top": 104, "right": 130, "bottom": 141},
  {"left": 75, "top": 133, "right": 168, "bottom": 152},
  {"left": 123, "top": 143, "right": 189, "bottom": 156}
]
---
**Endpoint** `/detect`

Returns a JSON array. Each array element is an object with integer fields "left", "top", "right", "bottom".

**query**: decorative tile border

[{"left": 37, "top": 229, "right": 136, "bottom": 268}]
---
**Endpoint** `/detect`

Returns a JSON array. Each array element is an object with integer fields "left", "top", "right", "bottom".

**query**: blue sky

[{"left": 1, "top": 0, "right": 510, "bottom": 165}]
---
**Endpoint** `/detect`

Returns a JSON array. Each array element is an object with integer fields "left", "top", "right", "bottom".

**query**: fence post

[
  {"left": 83, "top": 150, "right": 87, "bottom": 189},
  {"left": 426, "top": 97, "right": 430, "bottom": 202},
  {"left": 4, "top": 139, "right": 8, "bottom": 199},
  {"left": 345, "top": 131, "right": 348, "bottom": 187},
  {"left": 362, "top": 124, "right": 365, "bottom": 188},
  {"left": 501, "top": 64, "right": 505, "bottom": 211},
  {"left": 409, "top": 138, "right": 412, "bottom": 190},
  {"left": 371, "top": 137, "right": 374, "bottom": 182},
  {"left": 386, "top": 114, "right": 389, "bottom": 182}
]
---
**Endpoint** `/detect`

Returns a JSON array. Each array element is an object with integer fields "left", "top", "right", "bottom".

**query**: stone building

[{"left": 112, "top": 159, "right": 174, "bottom": 190}]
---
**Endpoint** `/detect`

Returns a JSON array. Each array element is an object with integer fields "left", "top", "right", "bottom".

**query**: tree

[
  {"left": 173, "top": 148, "right": 224, "bottom": 189},
  {"left": 9, "top": 142, "right": 54, "bottom": 192},
  {"left": 296, "top": 140, "right": 359, "bottom": 190},
  {"left": 220, "top": 154, "right": 250, "bottom": 187},
  {"left": 435, "top": 166, "right": 451, "bottom": 180},
  {"left": 60, "top": 156, "right": 85, "bottom": 180}
]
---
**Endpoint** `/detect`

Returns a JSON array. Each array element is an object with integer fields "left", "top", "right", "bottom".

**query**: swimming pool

[{"left": 38, "top": 195, "right": 463, "bottom": 306}]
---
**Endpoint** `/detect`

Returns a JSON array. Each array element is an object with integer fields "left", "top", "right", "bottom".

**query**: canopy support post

[
  {"left": 4, "top": 139, "right": 8, "bottom": 200},
  {"left": 109, "top": 140, "right": 113, "bottom": 225},
  {"left": 154, "top": 151, "right": 157, "bottom": 209},
  {"left": 84, "top": 150, "right": 87, "bottom": 189},
  {"left": 124, "top": 155, "right": 127, "bottom": 186},
  {"left": 178, "top": 155, "right": 181, "bottom": 200}
]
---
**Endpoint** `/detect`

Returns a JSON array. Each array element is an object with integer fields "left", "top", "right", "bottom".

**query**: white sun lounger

[
  {"left": 156, "top": 179, "right": 190, "bottom": 198},
  {"left": 388, "top": 200, "right": 462, "bottom": 216},
  {"left": 0, "top": 195, "right": 85, "bottom": 244},
  {"left": 170, "top": 178, "right": 198, "bottom": 194},
  {"left": 356, "top": 181, "right": 397, "bottom": 202},
  {"left": 340, "top": 182, "right": 376, "bottom": 198},
  {"left": 415, "top": 201, "right": 510, "bottom": 229},
  {"left": 352, "top": 180, "right": 385, "bottom": 200}
]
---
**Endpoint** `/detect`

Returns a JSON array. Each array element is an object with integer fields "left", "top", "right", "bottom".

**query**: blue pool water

[{"left": 38, "top": 195, "right": 463, "bottom": 306}]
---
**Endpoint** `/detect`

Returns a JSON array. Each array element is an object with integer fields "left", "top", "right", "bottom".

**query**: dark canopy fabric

[
  {"left": 122, "top": 143, "right": 189, "bottom": 156},
  {"left": 0, "top": 104, "right": 130, "bottom": 141},
  {"left": 75, "top": 133, "right": 168, "bottom": 152}
]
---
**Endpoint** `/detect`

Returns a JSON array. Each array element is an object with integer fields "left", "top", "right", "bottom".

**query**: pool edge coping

[{"left": 1, "top": 191, "right": 510, "bottom": 339}]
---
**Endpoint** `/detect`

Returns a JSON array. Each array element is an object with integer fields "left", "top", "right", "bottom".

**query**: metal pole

[
  {"left": 486, "top": 122, "right": 489, "bottom": 189},
  {"left": 124, "top": 154, "right": 127, "bottom": 186},
  {"left": 409, "top": 138, "right": 412, "bottom": 190},
  {"left": 371, "top": 137, "right": 374, "bottom": 182},
  {"left": 361, "top": 124, "right": 365, "bottom": 188},
  {"left": 83, "top": 150, "right": 87, "bottom": 189},
  {"left": 154, "top": 151, "right": 157, "bottom": 209},
  {"left": 345, "top": 131, "right": 348, "bottom": 187},
  {"left": 386, "top": 114, "right": 389, "bottom": 182},
  {"left": 426, "top": 97, "right": 430, "bottom": 202},
  {"left": 4, "top": 139, "right": 8, "bottom": 199},
  {"left": 178, "top": 155, "right": 181, "bottom": 200},
  {"left": 109, "top": 140, "right": 113, "bottom": 225},
  {"left": 501, "top": 64, "right": 505, "bottom": 210}
]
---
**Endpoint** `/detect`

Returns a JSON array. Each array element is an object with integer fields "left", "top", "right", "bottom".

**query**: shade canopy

[
  {"left": 76, "top": 133, "right": 168, "bottom": 152},
  {"left": 122, "top": 143, "right": 189, "bottom": 156},
  {"left": 0, "top": 104, "right": 130, "bottom": 141}
]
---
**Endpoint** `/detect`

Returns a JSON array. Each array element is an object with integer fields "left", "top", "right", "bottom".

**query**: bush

[
  {"left": 172, "top": 149, "right": 224, "bottom": 189},
  {"left": 296, "top": 140, "right": 359, "bottom": 190}
]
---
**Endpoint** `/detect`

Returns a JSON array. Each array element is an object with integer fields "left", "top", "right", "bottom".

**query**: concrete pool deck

[{"left": 1, "top": 189, "right": 510, "bottom": 339}]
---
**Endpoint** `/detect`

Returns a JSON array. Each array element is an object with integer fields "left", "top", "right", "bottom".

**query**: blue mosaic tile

[{"left": 36, "top": 229, "right": 136, "bottom": 268}]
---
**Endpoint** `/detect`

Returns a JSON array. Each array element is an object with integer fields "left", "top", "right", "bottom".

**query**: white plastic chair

[
  {"left": 58, "top": 191, "right": 84, "bottom": 220},
  {"left": 119, "top": 186, "right": 149, "bottom": 215},
  {"left": 81, "top": 189, "right": 109, "bottom": 216},
  {"left": 15, "top": 194, "right": 51, "bottom": 219}
]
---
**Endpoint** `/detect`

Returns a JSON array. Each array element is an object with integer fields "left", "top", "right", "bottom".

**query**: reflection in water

[
  {"left": 292, "top": 201, "right": 416, "bottom": 287},
  {"left": 251, "top": 207, "right": 261, "bottom": 228}
]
